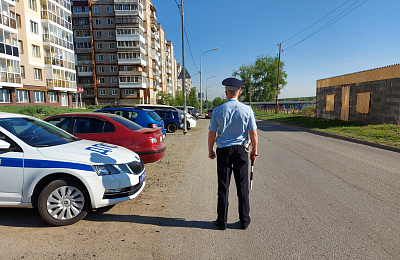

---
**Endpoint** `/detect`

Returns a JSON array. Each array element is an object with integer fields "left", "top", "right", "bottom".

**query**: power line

[
  {"left": 283, "top": 0, "right": 368, "bottom": 51},
  {"left": 282, "top": 0, "right": 352, "bottom": 44}
]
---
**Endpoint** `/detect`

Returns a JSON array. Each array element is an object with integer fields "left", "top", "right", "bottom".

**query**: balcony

[
  {"left": 0, "top": 72, "right": 21, "bottom": 84},
  {"left": 119, "top": 82, "right": 146, "bottom": 89},
  {"left": 118, "top": 58, "right": 146, "bottom": 66},
  {"left": 119, "top": 70, "right": 146, "bottom": 77},
  {"left": 41, "top": 11, "right": 72, "bottom": 31},
  {"left": 44, "top": 57, "right": 75, "bottom": 70},
  {"left": 46, "top": 79, "right": 77, "bottom": 90},
  {"left": 0, "top": 14, "right": 17, "bottom": 30},
  {"left": 43, "top": 34, "right": 74, "bottom": 50}
]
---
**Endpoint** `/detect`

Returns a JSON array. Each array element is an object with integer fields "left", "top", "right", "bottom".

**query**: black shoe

[
  {"left": 241, "top": 222, "right": 250, "bottom": 230},
  {"left": 214, "top": 220, "right": 226, "bottom": 230}
]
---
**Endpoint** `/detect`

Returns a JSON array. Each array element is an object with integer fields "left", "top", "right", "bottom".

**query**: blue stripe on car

[{"left": 0, "top": 157, "right": 94, "bottom": 172}]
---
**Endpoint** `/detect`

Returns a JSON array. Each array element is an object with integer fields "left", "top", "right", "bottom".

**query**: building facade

[
  {"left": 71, "top": 0, "right": 180, "bottom": 106},
  {"left": 0, "top": 0, "right": 77, "bottom": 108},
  {"left": 316, "top": 64, "right": 400, "bottom": 125}
]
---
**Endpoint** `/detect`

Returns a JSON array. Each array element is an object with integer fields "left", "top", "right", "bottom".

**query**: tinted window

[
  {"left": 47, "top": 117, "right": 73, "bottom": 132},
  {"left": 74, "top": 117, "right": 108, "bottom": 134},
  {"left": 173, "top": 112, "right": 179, "bottom": 119},
  {"left": 122, "top": 111, "right": 139, "bottom": 121},
  {"left": 147, "top": 111, "right": 162, "bottom": 121},
  {"left": 108, "top": 115, "right": 142, "bottom": 130}
]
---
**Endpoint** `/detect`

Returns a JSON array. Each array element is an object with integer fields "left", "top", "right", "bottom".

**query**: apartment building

[
  {"left": 72, "top": 0, "right": 180, "bottom": 106},
  {"left": 0, "top": 0, "right": 77, "bottom": 107}
]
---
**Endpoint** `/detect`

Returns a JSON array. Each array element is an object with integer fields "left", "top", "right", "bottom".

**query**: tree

[
  {"left": 232, "top": 54, "right": 287, "bottom": 102},
  {"left": 187, "top": 88, "right": 200, "bottom": 108},
  {"left": 213, "top": 97, "right": 225, "bottom": 108},
  {"left": 157, "top": 92, "right": 174, "bottom": 105},
  {"left": 173, "top": 90, "right": 183, "bottom": 106}
]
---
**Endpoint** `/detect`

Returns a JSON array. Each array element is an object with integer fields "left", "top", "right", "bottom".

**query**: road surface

[{"left": 154, "top": 119, "right": 400, "bottom": 259}]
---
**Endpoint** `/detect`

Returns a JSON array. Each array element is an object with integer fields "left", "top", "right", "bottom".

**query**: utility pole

[
  {"left": 181, "top": 0, "right": 187, "bottom": 134},
  {"left": 275, "top": 43, "right": 281, "bottom": 114}
]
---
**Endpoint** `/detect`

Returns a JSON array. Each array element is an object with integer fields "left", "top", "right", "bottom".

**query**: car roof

[
  {"left": 98, "top": 107, "right": 153, "bottom": 112},
  {"left": 0, "top": 112, "right": 33, "bottom": 119}
]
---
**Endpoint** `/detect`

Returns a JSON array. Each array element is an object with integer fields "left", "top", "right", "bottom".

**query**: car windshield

[
  {"left": 108, "top": 115, "right": 143, "bottom": 130},
  {"left": 0, "top": 117, "right": 79, "bottom": 147},
  {"left": 147, "top": 111, "right": 162, "bottom": 121}
]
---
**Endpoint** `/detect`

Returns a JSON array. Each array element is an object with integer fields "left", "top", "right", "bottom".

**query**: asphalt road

[{"left": 155, "top": 119, "right": 400, "bottom": 259}]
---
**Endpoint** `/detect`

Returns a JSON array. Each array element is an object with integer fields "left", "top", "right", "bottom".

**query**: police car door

[{"left": 0, "top": 130, "right": 23, "bottom": 203}]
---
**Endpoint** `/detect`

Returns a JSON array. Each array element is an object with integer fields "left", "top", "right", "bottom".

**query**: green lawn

[
  {"left": 254, "top": 110, "right": 400, "bottom": 148},
  {"left": 0, "top": 105, "right": 97, "bottom": 119}
]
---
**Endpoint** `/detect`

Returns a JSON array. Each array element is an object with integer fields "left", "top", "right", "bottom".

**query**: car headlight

[{"left": 92, "top": 164, "right": 120, "bottom": 176}]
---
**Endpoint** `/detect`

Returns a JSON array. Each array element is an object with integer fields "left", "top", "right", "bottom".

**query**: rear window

[
  {"left": 147, "top": 111, "right": 162, "bottom": 121},
  {"left": 109, "top": 115, "right": 142, "bottom": 130}
]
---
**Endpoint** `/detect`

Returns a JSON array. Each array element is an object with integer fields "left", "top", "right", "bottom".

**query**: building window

[
  {"left": 28, "top": 0, "right": 37, "bottom": 11},
  {"left": 34, "top": 91, "right": 45, "bottom": 103},
  {"left": 96, "top": 31, "right": 101, "bottom": 38},
  {"left": 109, "top": 42, "right": 115, "bottom": 49},
  {"left": 107, "top": 19, "right": 113, "bottom": 25},
  {"left": 0, "top": 89, "right": 10, "bottom": 103},
  {"left": 97, "top": 55, "right": 103, "bottom": 61},
  {"left": 32, "top": 45, "right": 40, "bottom": 57},
  {"left": 326, "top": 94, "right": 335, "bottom": 112},
  {"left": 86, "top": 89, "right": 94, "bottom": 96},
  {"left": 16, "top": 90, "right": 29, "bottom": 103},
  {"left": 96, "top": 43, "right": 102, "bottom": 49},
  {"left": 98, "top": 66, "right": 104, "bottom": 72},
  {"left": 125, "top": 89, "right": 135, "bottom": 95},
  {"left": 107, "top": 7, "right": 113, "bottom": 13},
  {"left": 34, "top": 68, "right": 42, "bottom": 80},
  {"left": 30, "top": 21, "right": 39, "bottom": 34},
  {"left": 99, "top": 89, "right": 106, "bottom": 96},
  {"left": 18, "top": 40, "right": 23, "bottom": 54},
  {"left": 61, "top": 93, "right": 68, "bottom": 106},
  {"left": 356, "top": 92, "right": 371, "bottom": 114},
  {"left": 110, "top": 66, "right": 116, "bottom": 72},
  {"left": 112, "top": 89, "right": 118, "bottom": 96},
  {"left": 16, "top": 14, "right": 21, "bottom": 28},
  {"left": 20, "top": 66, "right": 25, "bottom": 79},
  {"left": 111, "top": 77, "right": 117, "bottom": 84},
  {"left": 98, "top": 78, "right": 105, "bottom": 84},
  {"left": 48, "top": 92, "right": 58, "bottom": 103},
  {"left": 108, "top": 31, "right": 114, "bottom": 37},
  {"left": 95, "top": 19, "right": 101, "bottom": 25},
  {"left": 94, "top": 7, "right": 100, "bottom": 13},
  {"left": 110, "top": 54, "right": 116, "bottom": 61}
]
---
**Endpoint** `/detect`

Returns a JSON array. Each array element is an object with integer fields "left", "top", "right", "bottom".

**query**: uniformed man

[{"left": 208, "top": 77, "right": 258, "bottom": 230}]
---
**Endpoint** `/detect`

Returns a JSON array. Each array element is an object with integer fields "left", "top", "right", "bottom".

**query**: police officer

[{"left": 208, "top": 77, "right": 258, "bottom": 230}]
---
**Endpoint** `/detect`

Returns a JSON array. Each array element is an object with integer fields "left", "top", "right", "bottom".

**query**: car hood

[{"left": 38, "top": 139, "right": 140, "bottom": 165}]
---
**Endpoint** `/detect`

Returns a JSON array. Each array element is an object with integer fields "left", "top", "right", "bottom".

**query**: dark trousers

[{"left": 216, "top": 145, "right": 250, "bottom": 225}]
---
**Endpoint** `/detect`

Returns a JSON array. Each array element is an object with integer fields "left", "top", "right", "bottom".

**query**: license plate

[{"left": 139, "top": 171, "right": 146, "bottom": 183}]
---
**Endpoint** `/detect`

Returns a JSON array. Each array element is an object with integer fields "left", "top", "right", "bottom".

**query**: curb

[{"left": 264, "top": 120, "right": 400, "bottom": 154}]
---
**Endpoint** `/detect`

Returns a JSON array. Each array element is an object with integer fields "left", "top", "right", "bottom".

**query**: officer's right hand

[{"left": 209, "top": 151, "right": 216, "bottom": 159}]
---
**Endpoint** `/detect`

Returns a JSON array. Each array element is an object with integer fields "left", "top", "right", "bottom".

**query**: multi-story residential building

[
  {"left": 71, "top": 0, "right": 179, "bottom": 106},
  {"left": 0, "top": 0, "right": 77, "bottom": 107}
]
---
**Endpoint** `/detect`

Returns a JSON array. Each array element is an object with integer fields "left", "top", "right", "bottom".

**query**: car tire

[
  {"left": 38, "top": 178, "right": 90, "bottom": 226},
  {"left": 166, "top": 123, "right": 177, "bottom": 133}
]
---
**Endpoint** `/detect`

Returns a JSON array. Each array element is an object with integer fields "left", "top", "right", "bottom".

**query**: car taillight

[
  {"left": 179, "top": 119, "right": 181, "bottom": 123},
  {"left": 148, "top": 123, "right": 158, "bottom": 128},
  {"left": 150, "top": 137, "right": 157, "bottom": 144}
]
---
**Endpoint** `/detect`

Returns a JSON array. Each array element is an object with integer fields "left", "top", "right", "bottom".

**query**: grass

[
  {"left": 254, "top": 109, "right": 400, "bottom": 149},
  {"left": 0, "top": 105, "right": 98, "bottom": 119}
]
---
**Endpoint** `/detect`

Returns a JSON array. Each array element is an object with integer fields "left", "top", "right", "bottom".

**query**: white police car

[{"left": 0, "top": 112, "right": 145, "bottom": 226}]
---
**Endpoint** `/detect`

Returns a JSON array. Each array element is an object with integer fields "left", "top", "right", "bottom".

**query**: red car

[{"left": 45, "top": 113, "right": 166, "bottom": 163}]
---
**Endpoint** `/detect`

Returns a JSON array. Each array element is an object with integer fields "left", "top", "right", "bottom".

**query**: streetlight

[
  {"left": 206, "top": 75, "right": 215, "bottom": 110},
  {"left": 200, "top": 48, "right": 218, "bottom": 116}
]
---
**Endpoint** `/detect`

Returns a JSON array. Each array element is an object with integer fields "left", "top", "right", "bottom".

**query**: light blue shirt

[{"left": 208, "top": 98, "right": 257, "bottom": 148}]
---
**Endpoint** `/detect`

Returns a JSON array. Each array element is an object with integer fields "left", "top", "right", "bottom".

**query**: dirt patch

[{"left": 0, "top": 120, "right": 207, "bottom": 259}]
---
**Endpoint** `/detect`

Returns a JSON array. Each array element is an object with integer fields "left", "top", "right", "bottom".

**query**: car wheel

[
  {"left": 167, "top": 123, "right": 177, "bottom": 133},
  {"left": 38, "top": 178, "right": 90, "bottom": 226}
]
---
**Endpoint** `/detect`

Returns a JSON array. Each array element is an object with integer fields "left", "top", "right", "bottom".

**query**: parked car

[
  {"left": 205, "top": 109, "right": 213, "bottom": 119},
  {"left": 44, "top": 113, "right": 166, "bottom": 164},
  {"left": 0, "top": 112, "right": 145, "bottom": 226},
  {"left": 176, "top": 109, "right": 197, "bottom": 129},
  {"left": 94, "top": 106, "right": 166, "bottom": 139},
  {"left": 155, "top": 110, "right": 182, "bottom": 133},
  {"left": 175, "top": 106, "right": 199, "bottom": 119}
]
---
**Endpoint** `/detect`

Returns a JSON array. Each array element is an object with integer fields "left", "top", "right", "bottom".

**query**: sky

[{"left": 151, "top": 0, "right": 400, "bottom": 101}]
